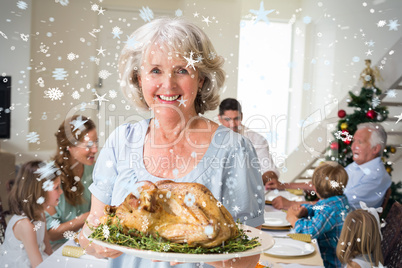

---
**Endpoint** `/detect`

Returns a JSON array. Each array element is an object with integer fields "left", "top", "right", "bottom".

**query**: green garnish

[{"left": 88, "top": 217, "right": 260, "bottom": 254}]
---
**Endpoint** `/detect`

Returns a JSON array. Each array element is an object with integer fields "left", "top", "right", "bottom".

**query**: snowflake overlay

[
  {"left": 26, "top": 132, "right": 40, "bottom": 143},
  {"left": 63, "top": 230, "right": 77, "bottom": 240},
  {"left": 44, "top": 87, "right": 64, "bottom": 100},
  {"left": 49, "top": 219, "right": 61, "bottom": 230}
]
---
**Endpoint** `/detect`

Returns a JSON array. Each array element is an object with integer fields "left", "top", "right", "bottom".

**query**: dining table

[
  {"left": 259, "top": 198, "right": 325, "bottom": 268},
  {"left": 38, "top": 190, "right": 324, "bottom": 268},
  {"left": 37, "top": 239, "right": 108, "bottom": 268}
]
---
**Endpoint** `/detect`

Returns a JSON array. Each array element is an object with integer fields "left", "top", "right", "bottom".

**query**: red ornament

[
  {"left": 366, "top": 110, "right": 376, "bottom": 119},
  {"left": 330, "top": 141, "right": 339, "bottom": 150},
  {"left": 344, "top": 139, "right": 351, "bottom": 145},
  {"left": 338, "top": 109, "right": 346, "bottom": 118}
]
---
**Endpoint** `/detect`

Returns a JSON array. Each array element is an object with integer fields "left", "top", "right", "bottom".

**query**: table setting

[
  {"left": 38, "top": 189, "right": 324, "bottom": 268},
  {"left": 259, "top": 190, "right": 324, "bottom": 268}
]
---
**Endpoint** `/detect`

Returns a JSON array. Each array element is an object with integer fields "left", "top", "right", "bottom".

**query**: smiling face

[
  {"left": 218, "top": 110, "right": 242, "bottom": 133},
  {"left": 351, "top": 128, "right": 380, "bottom": 165},
  {"left": 68, "top": 129, "right": 98, "bottom": 165},
  {"left": 43, "top": 177, "right": 63, "bottom": 208},
  {"left": 137, "top": 47, "right": 204, "bottom": 118}
]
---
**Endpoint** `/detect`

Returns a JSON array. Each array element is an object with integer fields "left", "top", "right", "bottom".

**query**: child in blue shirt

[{"left": 286, "top": 161, "right": 350, "bottom": 268}]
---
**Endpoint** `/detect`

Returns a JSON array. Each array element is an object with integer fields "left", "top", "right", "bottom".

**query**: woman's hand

[
  {"left": 80, "top": 225, "right": 122, "bottom": 259},
  {"left": 78, "top": 195, "right": 123, "bottom": 259}
]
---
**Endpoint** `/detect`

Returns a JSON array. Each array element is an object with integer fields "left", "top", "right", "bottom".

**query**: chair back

[
  {"left": 381, "top": 201, "right": 402, "bottom": 268},
  {"left": 380, "top": 187, "right": 392, "bottom": 217}
]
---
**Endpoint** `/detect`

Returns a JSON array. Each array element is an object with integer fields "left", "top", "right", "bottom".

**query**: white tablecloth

[{"left": 37, "top": 240, "right": 108, "bottom": 268}]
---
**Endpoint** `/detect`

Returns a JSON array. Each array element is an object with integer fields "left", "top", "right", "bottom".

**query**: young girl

[
  {"left": 336, "top": 209, "right": 384, "bottom": 268},
  {"left": 0, "top": 160, "right": 63, "bottom": 268}
]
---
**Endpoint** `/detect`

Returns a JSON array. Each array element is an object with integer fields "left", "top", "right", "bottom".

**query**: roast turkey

[{"left": 100, "top": 180, "right": 239, "bottom": 248}]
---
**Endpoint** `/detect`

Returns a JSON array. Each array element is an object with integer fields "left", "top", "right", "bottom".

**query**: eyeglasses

[{"left": 81, "top": 140, "right": 99, "bottom": 149}]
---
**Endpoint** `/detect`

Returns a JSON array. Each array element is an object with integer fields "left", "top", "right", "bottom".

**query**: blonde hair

[
  {"left": 336, "top": 209, "right": 383, "bottom": 266},
  {"left": 8, "top": 161, "right": 59, "bottom": 222},
  {"left": 312, "top": 161, "right": 348, "bottom": 198},
  {"left": 54, "top": 115, "right": 96, "bottom": 206},
  {"left": 118, "top": 17, "right": 225, "bottom": 114}
]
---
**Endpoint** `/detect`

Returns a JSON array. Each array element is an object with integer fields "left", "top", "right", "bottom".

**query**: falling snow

[
  {"left": 98, "top": 70, "right": 111, "bottom": 79},
  {"left": 33, "top": 222, "right": 42, "bottom": 232},
  {"left": 377, "top": 20, "right": 387, "bottom": 27},
  {"left": 93, "top": 92, "right": 109, "bottom": 106},
  {"left": 67, "top": 52, "right": 78, "bottom": 61},
  {"left": 42, "top": 179, "right": 54, "bottom": 191},
  {"left": 90, "top": 4, "right": 99, "bottom": 11},
  {"left": 26, "top": 132, "right": 40, "bottom": 143},
  {"left": 335, "top": 130, "right": 353, "bottom": 142},
  {"left": 112, "top": 26, "right": 122, "bottom": 39},
  {"left": 330, "top": 181, "right": 340, "bottom": 189},
  {"left": 208, "top": 52, "right": 217, "bottom": 60},
  {"left": 49, "top": 219, "right": 61, "bottom": 230},
  {"left": 387, "top": 20, "right": 400, "bottom": 31},
  {"left": 109, "top": 90, "right": 117, "bottom": 99},
  {"left": 124, "top": 35, "right": 140, "bottom": 49},
  {"left": 71, "top": 91, "right": 81, "bottom": 100},
  {"left": 44, "top": 87, "right": 64, "bottom": 100},
  {"left": 70, "top": 115, "right": 88, "bottom": 131},
  {"left": 52, "top": 68, "right": 68, "bottom": 80},
  {"left": 249, "top": 1, "right": 275, "bottom": 25},
  {"left": 34, "top": 161, "right": 59, "bottom": 181},
  {"left": 184, "top": 51, "right": 199, "bottom": 70},
  {"left": 372, "top": 96, "right": 380, "bottom": 108},
  {"left": 36, "top": 197, "right": 45, "bottom": 205},
  {"left": 63, "top": 230, "right": 77, "bottom": 240},
  {"left": 175, "top": 9, "right": 183, "bottom": 17},
  {"left": 57, "top": 0, "right": 69, "bottom": 7},
  {"left": 139, "top": 6, "right": 154, "bottom": 22},
  {"left": 17, "top": 1, "right": 28, "bottom": 10},
  {"left": 184, "top": 193, "right": 196, "bottom": 207},
  {"left": 20, "top": 34, "right": 29, "bottom": 42}
]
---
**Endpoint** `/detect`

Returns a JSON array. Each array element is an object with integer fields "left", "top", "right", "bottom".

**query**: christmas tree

[{"left": 326, "top": 59, "right": 396, "bottom": 174}]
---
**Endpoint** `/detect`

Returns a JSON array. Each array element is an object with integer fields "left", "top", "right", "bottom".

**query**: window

[{"left": 238, "top": 20, "right": 292, "bottom": 160}]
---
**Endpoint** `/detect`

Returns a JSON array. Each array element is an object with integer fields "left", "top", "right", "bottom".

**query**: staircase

[{"left": 284, "top": 37, "right": 402, "bottom": 183}]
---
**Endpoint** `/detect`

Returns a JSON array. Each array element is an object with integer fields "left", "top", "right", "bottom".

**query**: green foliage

[
  {"left": 326, "top": 86, "right": 390, "bottom": 169},
  {"left": 88, "top": 217, "right": 261, "bottom": 254}
]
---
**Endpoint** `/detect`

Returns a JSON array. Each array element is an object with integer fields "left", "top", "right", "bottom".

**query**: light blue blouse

[{"left": 89, "top": 119, "right": 265, "bottom": 268}]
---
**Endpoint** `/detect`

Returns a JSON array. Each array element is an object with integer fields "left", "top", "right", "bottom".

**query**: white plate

[
  {"left": 264, "top": 238, "right": 315, "bottom": 257},
  {"left": 265, "top": 190, "right": 304, "bottom": 202},
  {"left": 263, "top": 212, "right": 291, "bottom": 227},
  {"left": 85, "top": 225, "right": 274, "bottom": 263}
]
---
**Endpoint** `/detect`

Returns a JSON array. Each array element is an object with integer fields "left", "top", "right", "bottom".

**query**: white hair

[
  {"left": 118, "top": 17, "right": 225, "bottom": 114},
  {"left": 357, "top": 123, "right": 387, "bottom": 155}
]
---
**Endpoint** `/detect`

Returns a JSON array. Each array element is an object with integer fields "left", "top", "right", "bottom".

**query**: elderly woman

[{"left": 79, "top": 17, "right": 264, "bottom": 268}]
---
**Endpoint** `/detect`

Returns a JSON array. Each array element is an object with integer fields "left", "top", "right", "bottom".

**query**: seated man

[
  {"left": 269, "top": 122, "right": 391, "bottom": 210},
  {"left": 218, "top": 98, "right": 279, "bottom": 184}
]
